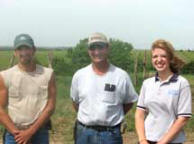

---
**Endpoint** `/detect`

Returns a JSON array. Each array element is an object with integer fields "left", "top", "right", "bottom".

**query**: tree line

[{"left": 52, "top": 38, "right": 194, "bottom": 76}]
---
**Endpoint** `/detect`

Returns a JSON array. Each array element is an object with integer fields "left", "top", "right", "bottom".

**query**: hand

[
  {"left": 11, "top": 129, "right": 20, "bottom": 136},
  {"left": 14, "top": 129, "right": 34, "bottom": 144}
]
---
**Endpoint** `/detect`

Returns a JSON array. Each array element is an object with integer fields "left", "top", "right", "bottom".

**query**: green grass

[
  {"left": 183, "top": 74, "right": 194, "bottom": 132},
  {"left": 0, "top": 51, "right": 14, "bottom": 70},
  {"left": 0, "top": 49, "right": 68, "bottom": 69},
  {"left": 177, "top": 51, "right": 194, "bottom": 63},
  {"left": 51, "top": 75, "right": 76, "bottom": 143},
  {"left": 131, "top": 50, "right": 194, "bottom": 67}
]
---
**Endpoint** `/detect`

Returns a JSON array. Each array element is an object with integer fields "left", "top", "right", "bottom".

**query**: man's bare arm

[{"left": 0, "top": 75, "right": 19, "bottom": 135}]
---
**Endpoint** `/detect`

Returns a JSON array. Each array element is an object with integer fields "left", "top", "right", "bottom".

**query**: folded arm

[{"left": 0, "top": 75, "right": 19, "bottom": 135}]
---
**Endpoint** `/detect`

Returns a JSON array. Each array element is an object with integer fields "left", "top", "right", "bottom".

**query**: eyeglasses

[{"left": 88, "top": 42, "right": 107, "bottom": 51}]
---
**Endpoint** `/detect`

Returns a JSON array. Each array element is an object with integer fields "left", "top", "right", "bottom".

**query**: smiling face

[
  {"left": 88, "top": 42, "right": 109, "bottom": 64},
  {"left": 14, "top": 46, "right": 35, "bottom": 66},
  {"left": 152, "top": 48, "right": 172, "bottom": 73}
]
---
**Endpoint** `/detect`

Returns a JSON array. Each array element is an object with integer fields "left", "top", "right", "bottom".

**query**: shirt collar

[{"left": 155, "top": 73, "right": 178, "bottom": 83}]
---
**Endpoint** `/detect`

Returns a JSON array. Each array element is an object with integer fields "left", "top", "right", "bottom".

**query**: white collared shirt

[{"left": 137, "top": 74, "right": 192, "bottom": 143}]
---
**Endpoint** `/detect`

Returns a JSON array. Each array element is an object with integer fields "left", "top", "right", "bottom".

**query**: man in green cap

[{"left": 0, "top": 34, "right": 56, "bottom": 144}]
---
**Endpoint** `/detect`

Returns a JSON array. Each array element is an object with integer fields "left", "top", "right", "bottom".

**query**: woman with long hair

[{"left": 135, "top": 39, "right": 192, "bottom": 144}]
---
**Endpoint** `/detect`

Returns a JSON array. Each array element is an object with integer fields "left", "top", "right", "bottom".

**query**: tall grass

[{"left": 0, "top": 51, "right": 14, "bottom": 70}]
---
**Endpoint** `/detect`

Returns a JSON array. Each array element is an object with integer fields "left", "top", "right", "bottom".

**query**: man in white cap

[
  {"left": 71, "top": 32, "right": 137, "bottom": 144},
  {"left": 0, "top": 34, "right": 56, "bottom": 144}
]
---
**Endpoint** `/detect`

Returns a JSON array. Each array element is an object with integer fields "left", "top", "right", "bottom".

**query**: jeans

[
  {"left": 4, "top": 128, "right": 49, "bottom": 144},
  {"left": 75, "top": 122, "right": 123, "bottom": 144}
]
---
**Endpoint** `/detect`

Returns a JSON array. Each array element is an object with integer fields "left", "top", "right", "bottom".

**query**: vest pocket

[
  {"left": 39, "top": 85, "right": 48, "bottom": 99},
  {"left": 9, "top": 86, "right": 19, "bottom": 98}
]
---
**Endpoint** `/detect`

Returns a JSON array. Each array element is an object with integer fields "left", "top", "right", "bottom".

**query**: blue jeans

[
  {"left": 75, "top": 122, "right": 123, "bottom": 144},
  {"left": 4, "top": 128, "right": 49, "bottom": 144}
]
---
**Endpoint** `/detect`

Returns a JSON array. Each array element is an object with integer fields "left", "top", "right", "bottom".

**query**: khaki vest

[{"left": 0, "top": 64, "right": 53, "bottom": 127}]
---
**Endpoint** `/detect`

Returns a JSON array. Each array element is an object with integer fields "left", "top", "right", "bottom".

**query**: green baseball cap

[{"left": 14, "top": 34, "right": 34, "bottom": 49}]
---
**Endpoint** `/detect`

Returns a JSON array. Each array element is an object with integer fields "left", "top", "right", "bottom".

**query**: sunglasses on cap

[{"left": 88, "top": 42, "right": 108, "bottom": 51}]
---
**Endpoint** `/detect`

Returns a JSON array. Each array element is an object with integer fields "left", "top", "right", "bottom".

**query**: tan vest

[{"left": 0, "top": 64, "right": 53, "bottom": 127}]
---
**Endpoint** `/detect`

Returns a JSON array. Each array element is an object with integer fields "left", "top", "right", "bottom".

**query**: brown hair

[{"left": 151, "top": 39, "right": 185, "bottom": 74}]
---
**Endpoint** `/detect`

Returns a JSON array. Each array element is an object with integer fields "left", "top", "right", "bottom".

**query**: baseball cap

[
  {"left": 14, "top": 34, "right": 34, "bottom": 49},
  {"left": 88, "top": 32, "right": 109, "bottom": 46}
]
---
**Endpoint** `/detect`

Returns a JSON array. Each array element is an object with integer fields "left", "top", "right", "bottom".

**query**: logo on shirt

[
  {"left": 104, "top": 83, "right": 116, "bottom": 92},
  {"left": 168, "top": 90, "right": 179, "bottom": 96}
]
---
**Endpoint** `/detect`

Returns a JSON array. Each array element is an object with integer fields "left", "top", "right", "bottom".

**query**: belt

[
  {"left": 15, "top": 120, "right": 52, "bottom": 130},
  {"left": 147, "top": 140, "right": 182, "bottom": 144},
  {"left": 77, "top": 121, "right": 121, "bottom": 132}
]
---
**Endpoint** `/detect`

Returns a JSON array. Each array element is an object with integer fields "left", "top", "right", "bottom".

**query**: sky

[{"left": 0, "top": 0, "right": 194, "bottom": 49}]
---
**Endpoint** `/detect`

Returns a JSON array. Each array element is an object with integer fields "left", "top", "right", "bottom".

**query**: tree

[
  {"left": 109, "top": 38, "right": 134, "bottom": 72},
  {"left": 67, "top": 38, "right": 134, "bottom": 73},
  {"left": 70, "top": 38, "right": 90, "bottom": 70}
]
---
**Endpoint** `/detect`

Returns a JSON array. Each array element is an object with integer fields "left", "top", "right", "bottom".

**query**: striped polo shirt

[{"left": 137, "top": 74, "right": 192, "bottom": 143}]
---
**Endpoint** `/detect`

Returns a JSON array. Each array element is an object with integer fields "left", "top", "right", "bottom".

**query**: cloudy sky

[{"left": 0, "top": 0, "right": 194, "bottom": 49}]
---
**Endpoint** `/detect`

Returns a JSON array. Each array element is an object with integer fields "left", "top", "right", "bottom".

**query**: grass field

[
  {"left": 0, "top": 49, "right": 193, "bottom": 143},
  {"left": 132, "top": 49, "right": 194, "bottom": 62},
  {"left": 0, "top": 49, "right": 69, "bottom": 70}
]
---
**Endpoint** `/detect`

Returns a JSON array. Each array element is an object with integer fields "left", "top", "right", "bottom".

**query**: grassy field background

[{"left": 0, "top": 49, "right": 193, "bottom": 144}]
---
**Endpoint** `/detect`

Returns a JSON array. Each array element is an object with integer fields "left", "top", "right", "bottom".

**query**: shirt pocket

[
  {"left": 9, "top": 86, "right": 19, "bottom": 98},
  {"left": 39, "top": 85, "right": 48, "bottom": 99},
  {"left": 100, "top": 92, "right": 116, "bottom": 104}
]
